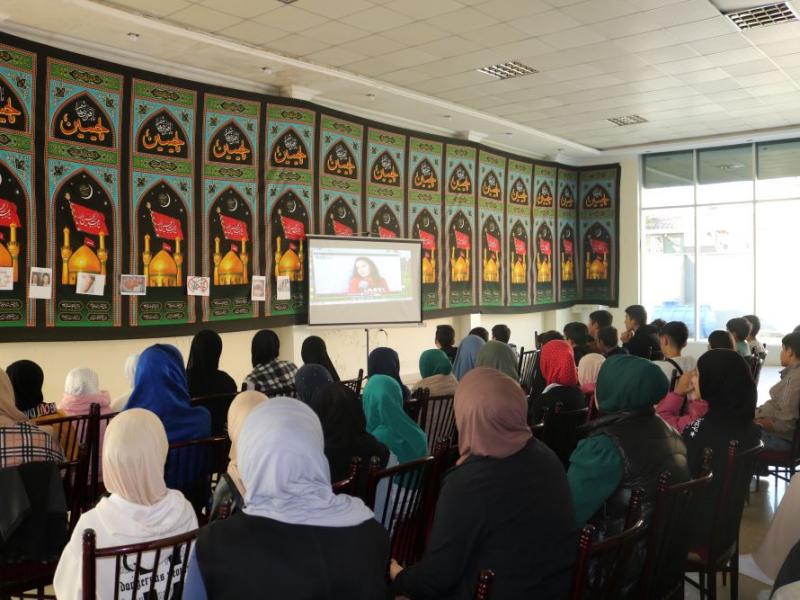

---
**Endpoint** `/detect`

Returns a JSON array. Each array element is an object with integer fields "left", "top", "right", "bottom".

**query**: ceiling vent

[
  {"left": 477, "top": 61, "right": 539, "bottom": 80},
  {"left": 607, "top": 115, "right": 648, "bottom": 126},
  {"left": 726, "top": 2, "right": 798, "bottom": 30}
]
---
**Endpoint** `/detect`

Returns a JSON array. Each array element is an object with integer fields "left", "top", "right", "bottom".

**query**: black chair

[
  {"left": 534, "top": 402, "right": 589, "bottom": 468},
  {"left": 190, "top": 392, "right": 237, "bottom": 436},
  {"left": 569, "top": 489, "right": 646, "bottom": 599},
  {"left": 341, "top": 368, "right": 365, "bottom": 398},
  {"left": 685, "top": 441, "right": 764, "bottom": 600},
  {"left": 81, "top": 528, "right": 197, "bottom": 600},
  {"left": 639, "top": 449, "right": 714, "bottom": 600},
  {"left": 756, "top": 414, "right": 800, "bottom": 491},
  {"left": 747, "top": 354, "right": 764, "bottom": 386},
  {"left": 474, "top": 569, "right": 494, "bottom": 600},
  {"left": 411, "top": 388, "right": 457, "bottom": 455},
  {"left": 332, "top": 456, "right": 361, "bottom": 496},
  {"left": 165, "top": 435, "right": 231, "bottom": 520},
  {"left": 517, "top": 347, "right": 539, "bottom": 394}
]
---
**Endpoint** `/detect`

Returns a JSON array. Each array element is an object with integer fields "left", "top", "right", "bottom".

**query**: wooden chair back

[
  {"left": 536, "top": 402, "right": 589, "bottom": 467},
  {"left": 164, "top": 435, "right": 231, "bottom": 518},
  {"left": 341, "top": 369, "right": 365, "bottom": 398},
  {"left": 415, "top": 390, "right": 457, "bottom": 454},
  {"left": 474, "top": 569, "right": 494, "bottom": 600},
  {"left": 639, "top": 450, "right": 714, "bottom": 600},
  {"left": 81, "top": 528, "right": 197, "bottom": 600},
  {"left": 190, "top": 392, "right": 237, "bottom": 436},
  {"left": 517, "top": 348, "right": 539, "bottom": 394},
  {"left": 62, "top": 443, "right": 91, "bottom": 534},
  {"left": 570, "top": 489, "right": 645, "bottom": 600},
  {"left": 747, "top": 354, "right": 765, "bottom": 385},
  {"left": 332, "top": 456, "right": 362, "bottom": 496}
]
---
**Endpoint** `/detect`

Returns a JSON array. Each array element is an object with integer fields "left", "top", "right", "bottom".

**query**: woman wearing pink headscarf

[{"left": 528, "top": 340, "right": 586, "bottom": 424}]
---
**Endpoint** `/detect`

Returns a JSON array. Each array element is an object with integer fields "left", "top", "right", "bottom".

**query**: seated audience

[
  {"left": 243, "top": 329, "right": 298, "bottom": 392},
  {"left": 186, "top": 330, "right": 237, "bottom": 398},
  {"left": 469, "top": 326, "right": 490, "bottom": 343},
  {"left": 528, "top": 340, "right": 584, "bottom": 424},
  {"left": 656, "top": 369, "right": 707, "bottom": 433},
  {"left": 649, "top": 318, "right": 666, "bottom": 332},
  {"left": 620, "top": 304, "right": 661, "bottom": 359},
  {"left": 577, "top": 353, "right": 605, "bottom": 396},
  {"left": 60, "top": 367, "right": 112, "bottom": 417},
  {"left": 300, "top": 335, "right": 340, "bottom": 382},
  {"left": 435, "top": 324, "right": 458, "bottom": 364},
  {"left": 708, "top": 329, "right": 736, "bottom": 350},
  {"left": 0, "top": 367, "right": 64, "bottom": 468},
  {"left": 755, "top": 332, "right": 800, "bottom": 451},
  {"left": 54, "top": 409, "right": 198, "bottom": 600},
  {"left": 538, "top": 330, "right": 564, "bottom": 347},
  {"left": 294, "top": 364, "right": 334, "bottom": 407},
  {"left": 7, "top": 360, "right": 62, "bottom": 421},
  {"left": 111, "top": 353, "right": 139, "bottom": 412},
  {"left": 313, "top": 382, "right": 391, "bottom": 497},
  {"left": 568, "top": 355, "right": 689, "bottom": 595},
  {"left": 362, "top": 375, "right": 428, "bottom": 466},
  {"left": 453, "top": 334, "right": 486, "bottom": 381},
  {"left": 587, "top": 309, "right": 613, "bottom": 353},
  {"left": 210, "top": 391, "right": 268, "bottom": 520},
  {"left": 654, "top": 321, "right": 696, "bottom": 383},
  {"left": 184, "top": 398, "right": 389, "bottom": 599},
  {"left": 727, "top": 317, "right": 753, "bottom": 357},
  {"left": 412, "top": 349, "right": 457, "bottom": 397},
  {"left": 368, "top": 346, "right": 411, "bottom": 400},
  {"left": 390, "top": 367, "right": 576, "bottom": 599},
  {"left": 596, "top": 325, "right": 629, "bottom": 357},
  {"left": 681, "top": 350, "right": 761, "bottom": 546},
  {"left": 475, "top": 340, "right": 519, "bottom": 381},
  {"left": 744, "top": 314, "right": 766, "bottom": 355},
  {"left": 491, "top": 323, "right": 517, "bottom": 356},
  {"left": 525, "top": 330, "right": 567, "bottom": 400},
  {"left": 564, "top": 322, "right": 592, "bottom": 365}
]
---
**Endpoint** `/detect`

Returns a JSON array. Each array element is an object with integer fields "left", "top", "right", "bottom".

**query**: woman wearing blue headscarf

[{"left": 452, "top": 334, "right": 486, "bottom": 381}]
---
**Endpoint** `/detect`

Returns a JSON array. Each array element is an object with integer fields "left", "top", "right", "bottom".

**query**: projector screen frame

[{"left": 306, "top": 234, "right": 424, "bottom": 329}]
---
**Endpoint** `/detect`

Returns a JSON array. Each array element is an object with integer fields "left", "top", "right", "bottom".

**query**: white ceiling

[{"left": 3, "top": 0, "right": 800, "bottom": 161}]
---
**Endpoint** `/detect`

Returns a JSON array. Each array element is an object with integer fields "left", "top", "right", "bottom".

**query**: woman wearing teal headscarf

[
  {"left": 412, "top": 349, "right": 457, "bottom": 397},
  {"left": 362, "top": 375, "right": 428, "bottom": 465}
]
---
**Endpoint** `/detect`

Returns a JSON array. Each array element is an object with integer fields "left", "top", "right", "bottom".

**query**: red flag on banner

[
  {"left": 514, "top": 237, "right": 526, "bottom": 255},
  {"left": 281, "top": 215, "right": 306, "bottom": 240},
  {"left": 0, "top": 199, "right": 21, "bottom": 227},
  {"left": 70, "top": 202, "right": 109, "bottom": 236},
  {"left": 0, "top": 232, "right": 5, "bottom": 241},
  {"left": 564, "top": 239, "right": 574, "bottom": 254},
  {"left": 455, "top": 230, "right": 471, "bottom": 249},
  {"left": 163, "top": 242, "right": 172, "bottom": 252},
  {"left": 332, "top": 220, "right": 353, "bottom": 236},
  {"left": 590, "top": 239, "right": 608, "bottom": 253},
  {"left": 220, "top": 215, "right": 249, "bottom": 241},
  {"left": 231, "top": 243, "right": 239, "bottom": 252},
  {"left": 150, "top": 210, "right": 184, "bottom": 240},
  {"left": 419, "top": 230, "right": 436, "bottom": 250},
  {"left": 84, "top": 237, "right": 95, "bottom": 248},
  {"left": 378, "top": 226, "right": 397, "bottom": 239},
  {"left": 485, "top": 233, "right": 500, "bottom": 252},
  {"left": 539, "top": 239, "right": 551, "bottom": 255}
]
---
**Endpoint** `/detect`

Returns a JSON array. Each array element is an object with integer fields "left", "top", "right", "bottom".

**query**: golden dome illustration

[
  {"left": 0, "top": 243, "right": 11, "bottom": 268},
  {"left": 67, "top": 244, "right": 101, "bottom": 284},
  {"left": 512, "top": 258, "right": 526, "bottom": 283},
  {"left": 453, "top": 255, "right": 468, "bottom": 281},
  {"left": 589, "top": 257, "right": 606, "bottom": 280},
  {"left": 484, "top": 257, "right": 498, "bottom": 282},
  {"left": 219, "top": 250, "right": 244, "bottom": 285},
  {"left": 278, "top": 247, "right": 301, "bottom": 278},
  {"left": 422, "top": 255, "right": 434, "bottom": 284},
  {"left": 149, "top": 249, "right": 178, "bottom": 287}
]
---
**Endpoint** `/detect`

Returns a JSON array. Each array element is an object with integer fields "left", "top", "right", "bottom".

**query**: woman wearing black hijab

[
  {"left": 242, "top": 329, "right": 298, "bottom": 392},
  {"left": 301, "top": 336, "right": 340, "bottom": 382},
  {"left": 313, "top": 382, "right": 390, "bottom": 496},
  {"left": 367, "top": 347, "right": 411, "bottom": 401},
  {"left": 185, "top": 330, "right": 237, "bottom": 398},
  {"left": 7, "top": 360, "right": 62, "bottom": 421},
  {"left": 682, "top": 349, "right": 761, "bottom": 545}
]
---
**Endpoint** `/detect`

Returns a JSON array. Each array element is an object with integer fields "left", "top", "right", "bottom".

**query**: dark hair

[
  {"left": 708, "top": 330, "right": 735, "bottom": 350},
  {"left": 435, "top": 324, "right": 456, "bottom": 348},
  {"left": 743, "top": 315, "right": 761, "bottom": 337},
  {"left": 469, "top": 327, "right": 489, "bottom": 343},
  {"left": 352, "top": 256, "right": 381, "bottom": 280},
  {"left": 252, "top": 329, "right": 280, "bottom": 367},
  {"left": 589, "top": 310, "right": 613, "bottom": 329},
  {"left": 726, "top": 317, "right": 751, "bottom": 342},
  {"left": 538, "top": 330, "right": 565, "bottom": 347},
  {"left": 649, "top": 318, "right": 666, "bottom": 332},
  {"left": 795, "top": 324, "right": 800, "bottom": 333},
  {"left": 661, "top": 321, "right": 689, "bottom": 349},
  {"left": 597, "top": 326, "right": 618, "bottom": 349},
  {"left": 782, "top": 332, "right": 800, "bottom": 356},
  {"left": 491, "top": 324, "right": 511, "bottom": 343},
  {"left": 563, "top": 322, "right": 590, "bottom": 346},
  {"left": 625, "top": 305, "right": 647, "bottom": 327}
]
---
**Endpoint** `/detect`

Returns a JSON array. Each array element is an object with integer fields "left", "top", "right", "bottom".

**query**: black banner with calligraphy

[{"left": 579, "top": 165, "right": 620, "bottom": 306}]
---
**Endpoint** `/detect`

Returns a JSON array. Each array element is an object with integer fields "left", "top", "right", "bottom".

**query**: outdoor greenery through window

[{"left": 641, "top": 141, "right": 800, "bottom": 343}]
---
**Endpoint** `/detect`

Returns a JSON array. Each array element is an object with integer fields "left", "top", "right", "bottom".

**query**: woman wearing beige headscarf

[
  {"left": 0, "top": 367, "right": 64, "bottom": 468},
  {"left": 54, "top": 409, "right": 197, "bottom": 600},
  {"left": 391, "top": 367, "right": 576, "bottom": 599},
  {"left": 209, "top": 390, "right": 268, "bottom": 520}
]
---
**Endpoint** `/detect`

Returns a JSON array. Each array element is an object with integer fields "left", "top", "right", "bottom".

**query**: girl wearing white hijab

[
  {"left": 183, "top": 398, "right": 390, "bottom": 600},
  {"left": 54, "top": 409, "right": 197, "bottom": 600},
  {"left": 111, "top": 353, "right": 139, "bottom": 412}
]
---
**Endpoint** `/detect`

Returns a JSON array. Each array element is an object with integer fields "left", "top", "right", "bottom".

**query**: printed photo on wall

[
  {"left": 251, "top": 275, "right": 266, "bottom": 302},
  {"left": 120, "top": 274, "right": 146, "bottom": 296},
  {"left": 187, "top": 276, "right": 210, "bottom": 297},
  {"left": 0, "top": 267, "right": 13, "bottom": 291},
  {"left": 76, "top": 273, "right": 105, "bottom": 296},
  {"left": 29, "top": 267, "right": 52, "bottom": 299},
  {"left": 276, "top": 275, "right": 291, "bottom": 301}
]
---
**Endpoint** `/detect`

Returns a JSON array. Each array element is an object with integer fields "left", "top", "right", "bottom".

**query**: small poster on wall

[{"left": 29, "top": 267, "right": 52, "bottom": 299}]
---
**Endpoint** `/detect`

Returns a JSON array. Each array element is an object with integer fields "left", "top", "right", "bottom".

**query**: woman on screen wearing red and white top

[{"left": 348, "top": 256, "right": 390, "bottom": 294}]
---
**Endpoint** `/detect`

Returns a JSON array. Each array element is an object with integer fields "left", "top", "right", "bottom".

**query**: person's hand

[
  {"left": 389, "top": 559, "right": 404, "bottom": 581},
  {"left": 674, "top": 371, "right": 695, "bottom": 396},
  {"left": 620, "top": 330, "right": 633, "bottom": 343}
]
